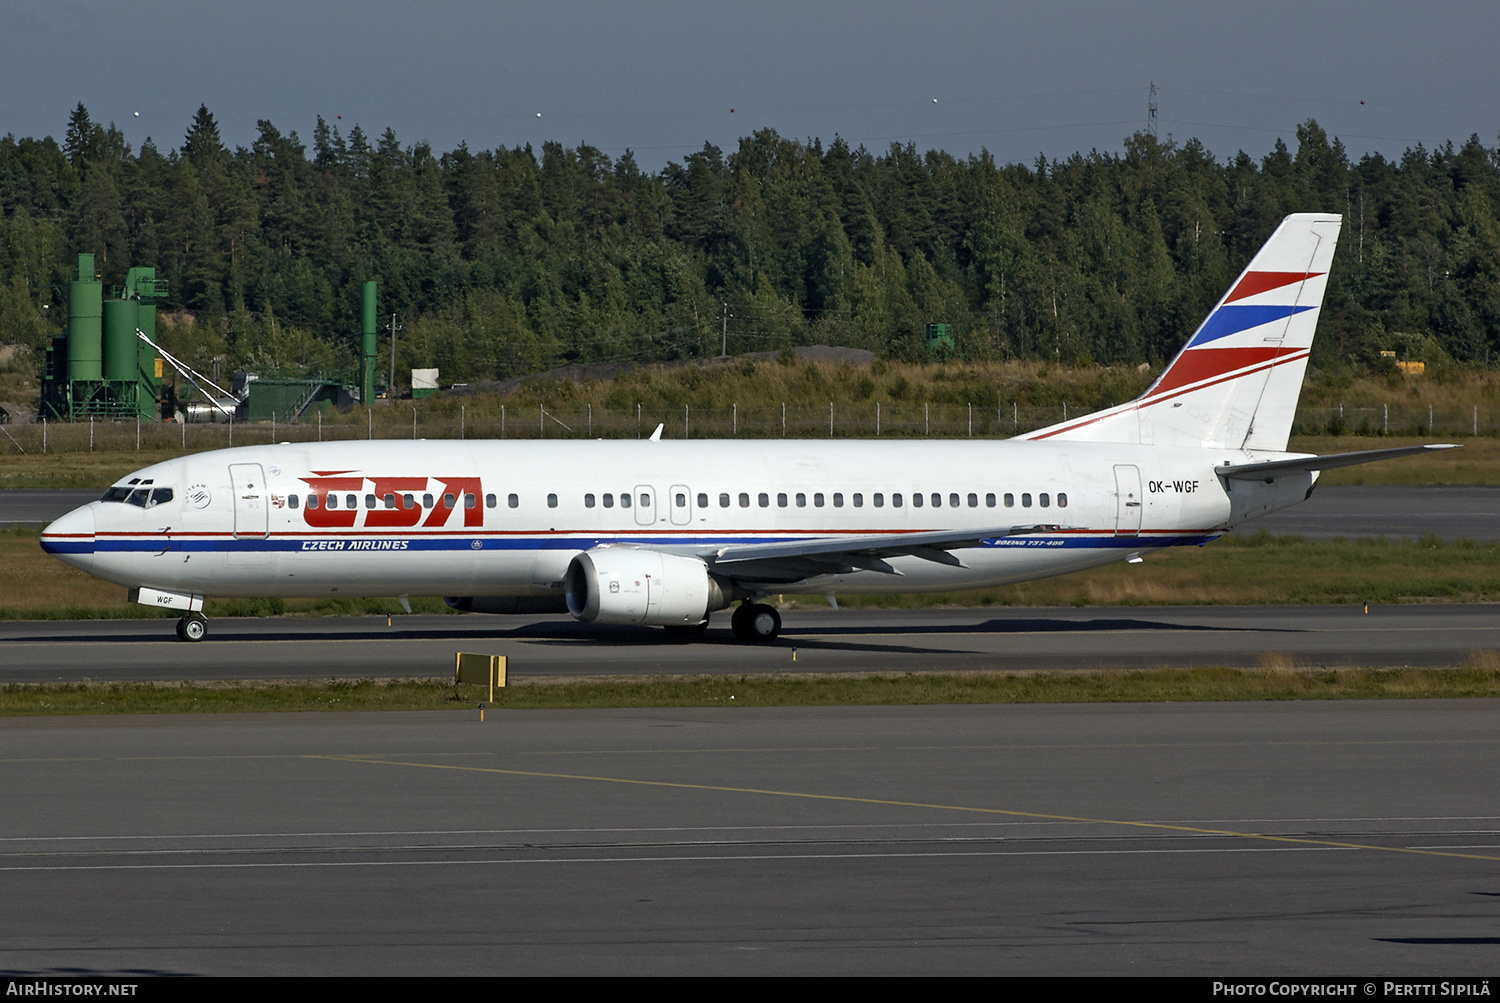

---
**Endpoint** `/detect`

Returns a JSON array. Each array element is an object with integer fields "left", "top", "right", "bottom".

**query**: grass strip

[{"left": 4, "top": 656, "right": 1499, "bottom": 716}]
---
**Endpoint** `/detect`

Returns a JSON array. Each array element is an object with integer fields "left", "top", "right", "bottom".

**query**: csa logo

[{"left": 299, "top": 474, "right": 485, "bottom": 529}]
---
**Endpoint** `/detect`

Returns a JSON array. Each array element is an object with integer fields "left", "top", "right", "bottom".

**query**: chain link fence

[{"left": 2, "top": 401, "right": 1494, "bottom": 455}]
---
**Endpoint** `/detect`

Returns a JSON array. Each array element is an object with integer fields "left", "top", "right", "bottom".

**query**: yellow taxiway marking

[{"left": 310, "top": 754, "right": 1500, "bottom": 864}]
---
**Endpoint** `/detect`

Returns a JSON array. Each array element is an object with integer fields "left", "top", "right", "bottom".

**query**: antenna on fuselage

[{"left": 648, "top": 423, "right": 664, "bottom": 441}]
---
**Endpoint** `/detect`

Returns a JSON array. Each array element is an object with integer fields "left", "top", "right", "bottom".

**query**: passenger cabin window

[
  {"left": 950, "top": 493, "right": 960, "bottom": 508},
  {"left": 1004, "top": 493, "right": 1014, "bottom": 508},
  {"left": 832, "top": 493, "right": 843, "bottom": 507},
  {"left": 738, "top": 493, "right": 750, "bottom": 508},
  {"left": 892, "top": 493, "right": 903, "bottom": 507},
  {"left": 486, "top": 494, "right": 497, "bottom": 508},
  {"left": 777, "top": 493, "right": 788, "bottom": 508},
  {"left": 720, "top": 493, "right": 731, "bottom": 508},
  {"left": 443, "top": 493, "right": 456, "bottom": 509},
  {"left": 584, "top": 494, "right": 596, "bottom": 508},
  {"left": 288, "top": 493, "right": 298, "bottom": 509},
  {"left": 675, "top": 492, "right": 687, "bottom": 507},
  {"left": 873, "top": 493, "right": 884, "bottom": 508},
  {"left": 796, "top": 493, "right": 806, "bottom": 507},
  {"left": 603, "top": 493, "right": 614, "bottom": 508},
  {"left": 307, "top": 494, "right": 319, "bottom": 509},
  {"left": 967, "top": 493, "right": 977, "bottom": 508},
  {"left": 365, "top": 494, "right": 376, "bottom": 509},
  {"left": 621, "top": 493, "right": 632, "bottom": 509},
  {"left": 547, "top": 493, "right": 558, "bottom": 508},
  {"left": 853, "top": 493, "right": 864, "bottom": 507},
  {"left": 912, "top": 493, "right": 923, "bottom": 508},
  {"left": 1040, "top": 493, "right": 1050, "bottom": 508},
  {"left": 465, "top": 494, "right": 477, "bottom": 510},
  {"left": 1058, "top": 493, "right": 1068, "bottom": 508},
  {"left": 508, "top": 494, "right": 519, "bottom": 509},
  {"left": 422, "top": 493, "right": 433, "bottom": 508},
  {"left": 1022, "top": 493, "right": 1032, "bottom": 508},
  {"left": 697, "top": 493, "right": 707, "bottom": 508},
  {"left": 814, "top": 493, "right": 825, "bottom": 507},
  {"left": 986, "top": 493, "right": 996, "bottom": 507},
  {"left": 402, "top": 493, "right": 415, "bottom": 509},
  {"left": 758, "top": 493, "right": 769, "bottom": 508}
]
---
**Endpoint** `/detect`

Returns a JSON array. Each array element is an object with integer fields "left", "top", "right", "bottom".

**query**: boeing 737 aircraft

[{"left": 41, "top": 213, "right": 1452, "bottom": 642}]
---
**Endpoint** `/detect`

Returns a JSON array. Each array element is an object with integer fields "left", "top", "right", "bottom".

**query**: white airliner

[{"left": 41, "top": 213, "right": 1451, "bottom": 642}]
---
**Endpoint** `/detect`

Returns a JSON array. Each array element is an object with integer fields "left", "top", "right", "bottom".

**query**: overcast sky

[{"left": 4, "top": 1, "right": 1497, "bottom": 170}]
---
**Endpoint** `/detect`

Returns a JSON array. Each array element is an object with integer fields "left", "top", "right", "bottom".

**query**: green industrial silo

[{"left": 67, "top": 255, "right": 102, "bottom": 382}]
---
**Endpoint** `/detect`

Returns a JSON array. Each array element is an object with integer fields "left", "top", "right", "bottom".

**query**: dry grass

[
  {"left": 1465, "top": 649, "right": 1500, "bottom": 676},
  {"left": 1258, "top": 652, "right": 1299, "bottom": 676}
]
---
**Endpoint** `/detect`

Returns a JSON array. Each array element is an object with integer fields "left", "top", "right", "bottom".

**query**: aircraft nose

[{"left": 40, "top": 504, "right": 96, "bottom": 572}]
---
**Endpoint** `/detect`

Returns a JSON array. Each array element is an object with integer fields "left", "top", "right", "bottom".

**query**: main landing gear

[
  {"left": 730, "top": 602, "right": 781, "bottom": 642},
  {"left": 175, "top": 612, "right": 208, "bottom": 642}
]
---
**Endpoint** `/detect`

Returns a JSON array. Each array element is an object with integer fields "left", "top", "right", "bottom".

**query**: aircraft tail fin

[{"left": 1018, "top": 212, "right": 1343, "bottom": 451}]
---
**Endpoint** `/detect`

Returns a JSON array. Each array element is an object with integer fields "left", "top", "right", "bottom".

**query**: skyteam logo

[{"left": 298, "top": 473, "right": 484, "bottom": 529}]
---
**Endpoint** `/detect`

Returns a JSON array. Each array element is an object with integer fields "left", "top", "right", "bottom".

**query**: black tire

[
  {"left": 176, "top": 614, "right": 207, "bottom": 642},
  {"left": 730, "top": 602, "right": 752, "bottom": 639},
  {"left": 731, "top": 603, "right": 780, "bottom": 642}
]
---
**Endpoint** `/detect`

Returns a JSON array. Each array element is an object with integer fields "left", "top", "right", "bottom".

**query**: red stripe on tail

[
  {"left": 1147, "top": 346, "right": 1285, "bottom": 397},
  {"left": 1225, "top": 271, "right": 1322, "bottom": 303}
]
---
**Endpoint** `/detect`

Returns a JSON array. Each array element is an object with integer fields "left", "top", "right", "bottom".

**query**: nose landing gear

[{"left": 176, "top": 613, "right": 208, "bottom": 642}]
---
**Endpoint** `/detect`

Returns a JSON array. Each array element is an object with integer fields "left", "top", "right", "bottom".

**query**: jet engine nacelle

[{"left": 564, "top": 548, "right": 726, "bottom": 626}]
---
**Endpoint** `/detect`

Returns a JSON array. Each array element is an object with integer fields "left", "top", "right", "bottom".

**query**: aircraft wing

[
  {"left": 702, "top": 525, "right": 1060, "bottom": 584},
  {"left": 1216, "top": 444, "right": 1458, "bottom": 481}
]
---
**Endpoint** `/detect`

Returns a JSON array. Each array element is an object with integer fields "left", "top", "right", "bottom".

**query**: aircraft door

[
  {"left": 229, "top": 463, "right": 270, "bottom": 539},
  {"left": 633, "top": 485, "right": 656, "bottom": 526},
  {"left": 1113, "top": 464, "right": 1142, "bottom": 537},
  {"left": 669, "top": 484, "right": 692, "bottom": 526}
]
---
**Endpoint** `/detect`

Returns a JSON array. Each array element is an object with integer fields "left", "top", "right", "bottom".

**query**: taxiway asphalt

[
  {"left": 3, "top": 604, "right": 1496, "bottom": 682},
  {"left": 2, "top": 700, "right": 1497, "bottom": 976}
]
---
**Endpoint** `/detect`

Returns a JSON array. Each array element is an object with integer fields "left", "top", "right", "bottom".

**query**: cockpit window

[{"left": 102, "top": 484, "right": 174, "bottom": 507}]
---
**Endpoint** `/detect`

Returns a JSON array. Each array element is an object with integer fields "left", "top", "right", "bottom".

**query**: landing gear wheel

[
  {"left": 731, "top": 602, "right": 781, "bottom": 642},
  {"left": 663, "top": 617, "right": 710, "bottom": 637},
  {"left": 176, "top": 613, "right": 207, "bottom": 642}
]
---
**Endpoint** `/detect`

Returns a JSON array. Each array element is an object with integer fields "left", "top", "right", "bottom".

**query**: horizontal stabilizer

[{"left": 1216, "top": 444, "right": 1458, "bottom": 481}]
